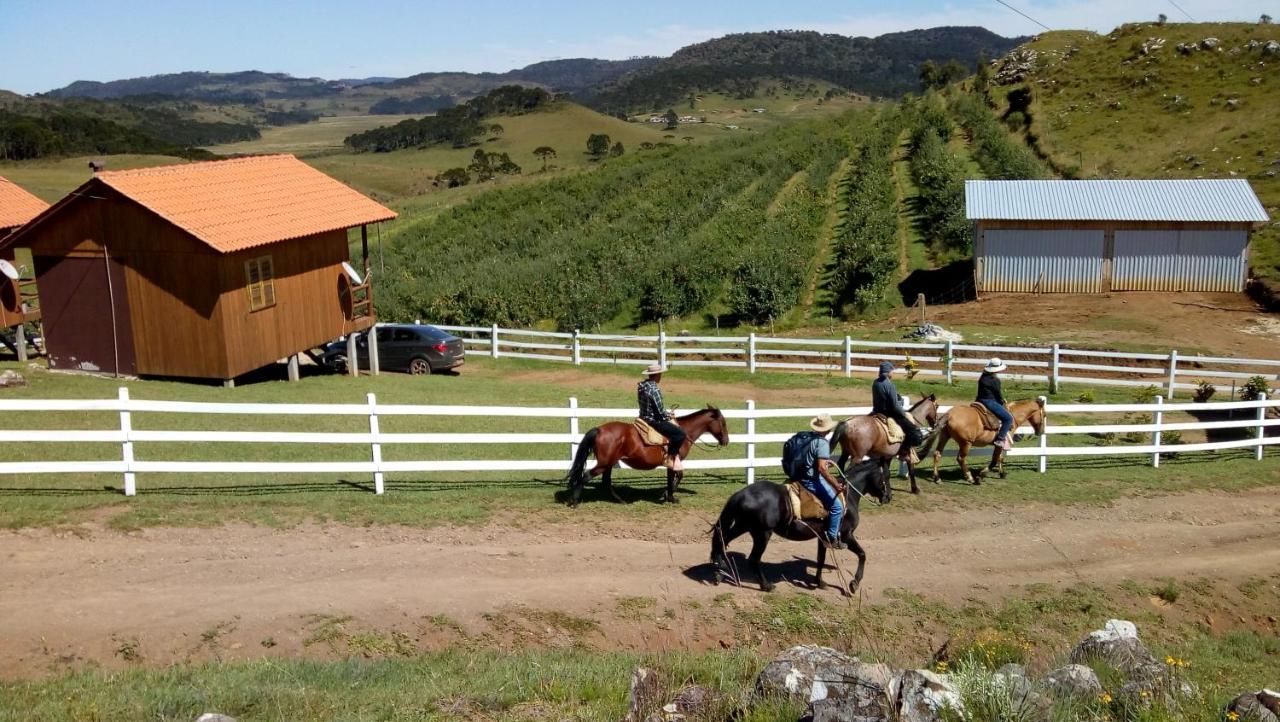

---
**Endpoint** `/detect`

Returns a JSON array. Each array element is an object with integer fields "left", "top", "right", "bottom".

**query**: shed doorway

[{"left": 35, "top": 253, "right": 136, "bottom": 375}]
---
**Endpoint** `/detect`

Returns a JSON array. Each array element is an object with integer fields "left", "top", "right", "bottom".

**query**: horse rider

[
  {"left": 977, "top": 357, "right": 1014, "bottom": 450},
  {"left": 800, "top": 414, "right": 846, "bottom": 549},
  {"left": 872, "top": 361, "right": 924, "bottom": 452},
  {"left": 638, "top": 363, "right": 686, "bottom": 471}
]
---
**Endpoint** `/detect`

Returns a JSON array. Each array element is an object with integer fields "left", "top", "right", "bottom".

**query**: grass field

[
  {"left": 202, "top": 114, "right": 425, "bottom": 155},
  {"left": 1, "top": 354, "right": 1276, "bottom": 531},
  {"left": 0, "top": 154, "right": 188, "bottom": 202}
]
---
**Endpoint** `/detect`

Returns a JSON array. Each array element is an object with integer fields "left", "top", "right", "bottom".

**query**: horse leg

[
  {"left": 815, "top": 536, "right": 828, "bottom": 590},
  {"left": 601, "top": 466, "right": 625, "bottom": 504},
  {"left": 569, "top": 463, "right": 602, "bottom": 507},
  {"left": 931, "top": 431, "right": 948, "bottom": 484},
  {"left": 664, "top": 468, "right": 680, "bottom": 504},
  {"left": 848, "top": 537, "right": 868, "bottom": 595},
  {"left": 712, "top": 519, "right": 748, "bottom": 585},
  {"left": 958, "top": 442, "right": 977, "bottom": 485},
  {"left": 748, "top": 529, "right": 774, "bottom": 592},
  {"left": 907, "top": 458, "right": 920, "bottom": 495}
]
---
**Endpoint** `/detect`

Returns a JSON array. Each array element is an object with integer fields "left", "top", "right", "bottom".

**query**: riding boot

[{"left": 824, "top": 532, "right": 846, "bottom": 550}]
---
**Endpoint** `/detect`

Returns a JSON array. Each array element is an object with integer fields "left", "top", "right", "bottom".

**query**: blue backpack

[{"left": 781, "top": 432, "right": 820, "bottom": 480}]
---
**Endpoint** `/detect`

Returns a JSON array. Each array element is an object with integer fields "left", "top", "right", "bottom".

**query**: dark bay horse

[
  {"left": 709, "top": 459, "right": 890, "bottom": 595},
  {"left": 919, "top": 398, "right": 1046, "bottom": 484},
  {"left": 832, "top": 395, "right": 939, "bottom": 494},
  {"left": 566, "top": 406, "right": 730, "bottom": 505}
]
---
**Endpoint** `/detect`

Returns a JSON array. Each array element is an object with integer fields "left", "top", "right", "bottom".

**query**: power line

[
  {"left": 994, "top": 0, "right": 1053, "bottom": 32},
  {"left": 1166, "top": 0, "right": 1196, "bottom": 21}
]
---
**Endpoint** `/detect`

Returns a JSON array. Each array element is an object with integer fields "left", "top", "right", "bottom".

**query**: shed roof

[
  {"left": 91, "top": 154, "right": 397, "bottom": 253},
  {"left": 0, "top": 176, "right": 50, "bottom": 231},
  {"left": 966, "top": 179, "right": 1270, "bottom": 223}
]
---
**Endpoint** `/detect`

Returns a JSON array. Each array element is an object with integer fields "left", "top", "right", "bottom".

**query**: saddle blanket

[
  {"left": 969, "top": 402, "right": 1004, "bottom": 431},
  {"left": 870, "top": 413, "right": 905, "bottom": 444},
  {"left": 784, "top": 480, "right": 845, "bottom": 522},
  {"left": 633, "top": 418, "right": 668, "bottom": 447}
]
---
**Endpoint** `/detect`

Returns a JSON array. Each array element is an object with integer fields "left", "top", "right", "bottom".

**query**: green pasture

[
  {"left": 203, "top": 114, "right": 426, "bottom": 155},
  {"left": 1, "top": 575, "right": 1275, "bottom": 721},
  {"left": 0, "top": 356, "right": 1275, "bottom": 530}
]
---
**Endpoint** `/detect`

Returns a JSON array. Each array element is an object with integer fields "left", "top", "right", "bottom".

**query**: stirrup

[{"left": 824, "top": 534, "right": 846, "bottom": 550}]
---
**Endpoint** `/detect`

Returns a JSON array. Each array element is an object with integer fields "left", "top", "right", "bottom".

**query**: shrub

[
  {"left": 1193, "top": 380, "right": 1215, "bottom": 403},
  {"left": 1242, "top": 375, "right": 1270, "bottom": 400},
  {"left": 949, "top": 92, "right": 1048, "bottom": 180}
]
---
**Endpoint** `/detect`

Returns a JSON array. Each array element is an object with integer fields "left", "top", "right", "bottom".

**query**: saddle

[
  {"left": 784, "top": 481, "right": 845, "bottom": 522},
  {"left": 970, "top": 402, "right": 1004, "bottom": 431},
  {"left": 633, "top": 418, "right": 668, "bottom": 447},
  {"left": 870, "top": 413, "right": 906, "bottom": 444}
]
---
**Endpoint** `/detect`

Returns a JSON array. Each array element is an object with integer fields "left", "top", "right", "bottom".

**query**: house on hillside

[
  {"left": 966, "top": 179, "right": 1270, "bottom": 293},
  {"left": 0, "top": 176, "right": 49, "bottom": 338},
  {"left": 0, "top": 155, "right": 396, "bottom": 383}
]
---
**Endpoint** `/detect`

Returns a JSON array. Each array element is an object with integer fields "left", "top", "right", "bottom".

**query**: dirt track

[{"left": 2, "top": 488, "right": 1278, "bottom": 678}]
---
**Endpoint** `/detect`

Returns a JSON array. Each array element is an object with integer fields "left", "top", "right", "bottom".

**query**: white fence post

[
  {"left": 490, "top": 323, "right": 500, "bottom": 359},
  {"left": 569, "top": 396, "right": 580, "bottom": 462},
  {"left": 1166, "top": 350, "right": 1178, "bottom": 398},
  {"left": 944, "top": 338, "right": 954, "bottom": 385},
  {"left": 748, "top": 333, "right": 757, "bottom": 374},
  {"left": 368, "top": 325, "right": 380, "bottom": 376},
  {"left": 118, "top": 387, "right": 136, "bottom": 497},
  {"left": 15, "top": 324, "right": 27, "bottom": 363},
  {"left": 1037, "top": 395, "right": 1048, "bottom": 474},
  {"left": 367, "top": 393, "right": 384, "bottom": 494},
  {"left": 658, "top": 329, "right": 667, "bottom": 369},
  {"left": 844, "top": 336, "right": 853, "bottom": 378},
  {"left": 346, "top": 333, "right": 359, "bottom": 377},
  {"left": 898, "top": 395, "right": 910, "bottom": 479},
  {"left": 1050, "top": 343, "right": 1060, "bottom": 394},
  {"left": 572, "top": 330, "right": 582, "bottom": 366},
  {"left": 1151, "top": 395, "right": 1163, "bottom": 468},
  {"left": 745, "top": 399, "right": 756, "bottom": 484},
  {"left": 1257, "top": 391, "right": 1268, "bottom": 461}
]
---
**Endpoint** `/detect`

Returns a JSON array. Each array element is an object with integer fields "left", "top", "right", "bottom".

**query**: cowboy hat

[
  {"left": 810, "top": 413, "right": 838, "bottom": 433},
  {"left": 983, "top": 358, "right": 1008, "bottom": 373},
  {"left": 642, "top": 363, "right": 667, "bottom": 377}
]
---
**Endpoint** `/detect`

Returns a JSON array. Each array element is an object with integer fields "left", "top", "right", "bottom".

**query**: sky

[{"left": 0, "top": 0, "right": 1274, "bottom": 94}]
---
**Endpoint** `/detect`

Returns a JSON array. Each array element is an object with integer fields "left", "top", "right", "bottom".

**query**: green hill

[{"left": 985, "top": 21, "right": 1280, "bottom": 297}]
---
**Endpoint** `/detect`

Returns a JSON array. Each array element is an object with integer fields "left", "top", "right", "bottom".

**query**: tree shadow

[{"left": 897, "top": 259, "right": 975, "bottom": 307}]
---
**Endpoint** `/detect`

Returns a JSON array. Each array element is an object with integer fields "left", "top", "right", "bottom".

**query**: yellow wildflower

[
  {"left": 1228, "top": 711, "right": 1241, "bottom": 721},
  {"left": 935, "top": 661, "right": 949, "bottom": 672},
  {"left": 1100, "top": 692, "right": 1113, "bottom": 704},
  {"left": 1166, "top": 655, "right": 1176, "bottom": 665}
]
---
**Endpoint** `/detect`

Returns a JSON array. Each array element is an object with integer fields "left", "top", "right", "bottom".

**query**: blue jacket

[{"left": 872, "top": 375, "right": 904, "bottom": 416}]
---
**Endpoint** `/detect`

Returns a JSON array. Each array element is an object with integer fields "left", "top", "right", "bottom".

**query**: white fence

[
  {"left": 435, "top": 324, "right": 1280, "bottom": 398},
  {"left": 0, "top": 389, "right": 1276, "bottom": 496}
]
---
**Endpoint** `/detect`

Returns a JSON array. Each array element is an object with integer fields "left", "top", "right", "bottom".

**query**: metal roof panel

[{"left": 965, "top": 179, "right": 1270, "bottom": 222}]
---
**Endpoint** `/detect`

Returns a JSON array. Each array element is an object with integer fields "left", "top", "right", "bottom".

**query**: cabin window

[{"left": 245, "top": 256, "right": 276, "bottom": 311}]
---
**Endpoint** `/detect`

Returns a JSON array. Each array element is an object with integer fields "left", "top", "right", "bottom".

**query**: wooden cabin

[
  {"left": 0, "top": 176, "right": 49, "bottom": 335},
  {"left": 0, "top": 155, "right": 395, "bottom": 381}
]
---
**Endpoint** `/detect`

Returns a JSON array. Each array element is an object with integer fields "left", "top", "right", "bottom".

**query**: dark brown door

[{"left": 35, "top": 253, "right": 136, "bottom": 376}]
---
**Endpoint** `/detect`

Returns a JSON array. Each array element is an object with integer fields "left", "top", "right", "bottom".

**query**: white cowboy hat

[
  {"left": 642, "top": 363, "right": 667, "bottom": 377},
  {"left": 984, "top": 358, "right": 1008, "bottom": 373},
  {"left": 810, "top": 414, "right": 838, "bottom": 433}
]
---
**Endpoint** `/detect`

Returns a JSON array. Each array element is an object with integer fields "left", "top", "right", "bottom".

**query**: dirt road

[{"left": 2, "top": 488, "right": 1277, "bottom": 677}]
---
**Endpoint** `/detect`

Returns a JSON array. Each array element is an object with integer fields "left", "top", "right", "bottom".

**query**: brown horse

[
  {"left": 832, "top": 395, "right": 940, "bottom": 495},
  {"left": 919, "top": 398, "right": 1046, "bottom": 485},
  {"left": 566, "top": 407, "right": 730, "bottom": 506}
]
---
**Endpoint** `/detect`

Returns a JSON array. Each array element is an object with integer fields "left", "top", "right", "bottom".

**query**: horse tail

[
  {"left": 710, "top": 499, "right": 736, "bottom": 565},
  {"left": 918, "top": 413, "right": 948, "bottom": 457},
  {"left": 566, "top": 427, "right": 598, "bottom": 487},
  {"left": 832, "top": 419, "right": 849, "bottom": 454}
]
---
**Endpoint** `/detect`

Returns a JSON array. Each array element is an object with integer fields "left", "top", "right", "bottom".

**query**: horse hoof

[
  {"left": 848, "top": 581, "right": 860, "bottom": 595},
  {"left": 931, "top": 477, "right": 941, "bottom": 485},
  {"left": 761, "top": 583, "right": 776, "bottom": 593}
]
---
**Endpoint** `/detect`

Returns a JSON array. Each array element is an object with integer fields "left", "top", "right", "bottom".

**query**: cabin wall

[{"left": 217, "top": 229, "right": 373, "bottom": 378}]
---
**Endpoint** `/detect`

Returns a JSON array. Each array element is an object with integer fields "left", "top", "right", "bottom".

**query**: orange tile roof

[
  {"left": 93, "top": 154, "right": 396, "bottom": 253},
  {"left": 0, "top": 176, "right": 50, "bottom": 231}
]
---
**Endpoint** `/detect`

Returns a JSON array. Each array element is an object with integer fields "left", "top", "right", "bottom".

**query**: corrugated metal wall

[
  {"left": 979, "top": 229, "right": 1105, "bottom": 292},
  {"left": 1113, "top": 229, "right": 1246, "bottom": 292}
]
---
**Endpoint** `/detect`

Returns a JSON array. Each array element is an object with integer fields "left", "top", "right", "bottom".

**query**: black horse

[{"left": 709, "top": 459, "right": 891, "bottom": 595}]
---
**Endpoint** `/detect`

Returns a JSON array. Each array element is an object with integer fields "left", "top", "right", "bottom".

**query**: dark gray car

[{"left": 324, "top": 324, "right": 465, "bottom": 375}]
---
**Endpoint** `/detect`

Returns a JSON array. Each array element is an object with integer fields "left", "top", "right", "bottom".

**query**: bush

[
  {"left": 828, "top": 110, "right": 900, "bottom": 314},
  {"left": 1242, "top": 375, "right": 1270, "bottom": 400},
  {"left": 908, "top": 114, "right": 970, "bottom": 254}
]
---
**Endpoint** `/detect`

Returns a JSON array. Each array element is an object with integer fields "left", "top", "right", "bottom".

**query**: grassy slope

[
  {"left": 996, "top": 22, "right": 1280, "bottom": 288},
  {"left": 0, "top": 154, "right": 187, "bottom": 203},
  {"left": 202, "top": 114, "right": 425, "bottom": 155}
]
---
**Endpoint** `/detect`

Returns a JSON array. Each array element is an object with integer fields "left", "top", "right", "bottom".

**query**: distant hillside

[
  {"left": 587, "top": 27, "right": 1026, "bottom": 112},
  {"left": 984, "top": 21, "right": 1280, "bottom": 296},
  {"left": 45, "top": 70, "right": 338, "bottom": 103}
]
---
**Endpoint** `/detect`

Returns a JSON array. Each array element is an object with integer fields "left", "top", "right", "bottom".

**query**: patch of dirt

[{"left": 2, "top": 488, "right": 1278, "bottom": 678}]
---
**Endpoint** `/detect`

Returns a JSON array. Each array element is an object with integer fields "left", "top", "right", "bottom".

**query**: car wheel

[
  {"left": 330, "top": 355, "right": 348, "bottom": 374},
  {"left": 409, "top": 357, "right": 432, "bottom": 375}
]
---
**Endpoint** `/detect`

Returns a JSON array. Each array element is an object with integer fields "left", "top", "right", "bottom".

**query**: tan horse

[
  {"left": 919, "top": 399, "right": 1046, "bottom": 485},
  {"left": 831, "top": 395, "right": 940, "bottom": 495}
]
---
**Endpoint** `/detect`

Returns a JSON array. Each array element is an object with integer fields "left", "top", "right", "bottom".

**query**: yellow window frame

[{"left": 245, "top": 255, "right": 276, "bottom": 311}]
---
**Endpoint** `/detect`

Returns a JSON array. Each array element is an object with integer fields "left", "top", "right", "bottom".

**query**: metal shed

[{"left": 966, "top": 179, "right": 1270, "bottom": 293}]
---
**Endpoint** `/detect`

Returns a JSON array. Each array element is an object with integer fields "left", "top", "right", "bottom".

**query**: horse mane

[
  {"left": 679, "top": 405, "right": 721, "bottom": 420},
  {"left": 909, "top": 395, "right": 935, "bottom": 411}
]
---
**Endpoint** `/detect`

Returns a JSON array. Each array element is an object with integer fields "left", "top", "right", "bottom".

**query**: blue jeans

[
  {"left": 801, "top": 474, "right": 844, "bottom": 541},
  {"left": 980, "top": 399, "right": 1014, "bottom": 442}
]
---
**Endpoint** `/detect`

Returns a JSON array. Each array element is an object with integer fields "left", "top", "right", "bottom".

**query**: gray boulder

[
  {"left": 1069, "top": 620, "right": 1163, "bottom": 684},
  {"left": 1200, "top": 37, "right": 1221, "bottom": 50},
  {"left": 0, "top": 369, "right": 25, "bottom": 388},
  {"left": 808, "top": 663, "right": 898, "bottom": 722},
  {"left": 1266, "top": 40, "right": 1280, "bottom": 55},
  {"left": 1227, "top": 690, "right": 1280, "bottom": 722},
  {"left": 757, "top": 645, "right": 876, "bottom": 704},
  {"left": 898, "top": 669, "right": 963, "bottom": 722},
  {"left": 651, "top": 685, "right": 721, "bottom": 721},
  {"left": 194, "top": 715, "right": 237, "bottom": 722},
  {"left": 1044, "top": 664, "right": 1103, "bottom": 698}
]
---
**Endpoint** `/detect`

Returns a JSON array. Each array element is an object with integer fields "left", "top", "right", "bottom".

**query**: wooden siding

[{"left": 217, "top": 229, "right": 373, "bottom": 379}]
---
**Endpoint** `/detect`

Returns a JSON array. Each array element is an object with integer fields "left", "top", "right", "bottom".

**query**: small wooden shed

[
  {"left": 0, "top": 176, "right": 49, "bottom": 332},
  {"left": 0, "top": 155, "right": 396, "bottom": 380},
  {"left": 967, "top": 179, "right": 1270, "bottom": 293}
]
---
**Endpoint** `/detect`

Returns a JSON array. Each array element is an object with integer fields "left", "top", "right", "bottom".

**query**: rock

[
  {"left": 195, "top": 715, "right": 237, "bottom": 722},
  {"left": 904, "top": 323, "right": 962, "bottom": 343},
  {"left": 1226, "top": 690, "right": 1280, "bottom": 722},
  {"left": 808, "top": 663, "right": 898, "bottom": 722},
  {"left": 1227, "top": 98, "right": 1241, "bottom": 109},
  {"left": 1176, "top": 42, "right": 1198, "bottom": 55},
  {"left": 652, "top": 685, "right": 721, "bottom": 721},
  {"left": 1069, "top": 620, "right": 1164, "bottom": 685},
  {"left": 757, "top": 645, "right": 867, "bottom": 703},
  {"left": 1200, "top": 37, "right": 1221, "bottom": 50},
  {"left": 1266, "top": 40, "right": 1280, "bottom": 55},
  {"left": 625, "top": 667, "right": 663, "bottom": 722},
  {"left": 994, "top": 48, "right": 1039, "bottom": 84},
  {"left": 1044, "top": 664, "right": 1103, "bottom": 698},
  {"left": 0, "top": 369, "right": 25, "bottom": 388},
  {"left": 898, "top": 669, "right": 963, "bottom": 722}
]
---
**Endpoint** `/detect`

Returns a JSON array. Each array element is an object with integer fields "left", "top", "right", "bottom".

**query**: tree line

[{"left": 344, "top": 86, "right": 553, "bottom": 152}]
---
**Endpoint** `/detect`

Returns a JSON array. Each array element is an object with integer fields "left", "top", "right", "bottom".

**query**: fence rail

[
  {"left": 0, "top": 389, "right": 1275, "bottom": 496},
  {"left": 434, "top": 324, "right": 1280, "bottom": 398}
]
